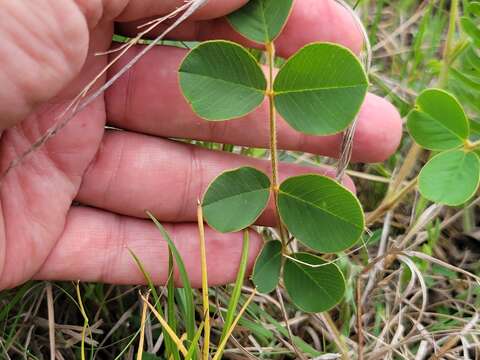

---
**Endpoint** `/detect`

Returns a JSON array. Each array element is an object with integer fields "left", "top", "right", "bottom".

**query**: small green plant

[
  {"left": 178, "top": 0, "right": 368, "bottom": 312},
  {"left": 407, "top": 88, "right": 480, "bottom": 205},
  {"left": 445, "top": 1, "right": 480, "bottom": 115},
  {"left": 406, "top": 2, "right": 480, "bottom": 208}
]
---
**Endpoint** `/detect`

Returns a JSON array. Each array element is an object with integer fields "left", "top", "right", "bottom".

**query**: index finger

[
  {"left": 113, "top": 0, "right": 249, "bottom": 22},
  {"left": 115, "top": 0, "right": 364, "bottom": 57}
]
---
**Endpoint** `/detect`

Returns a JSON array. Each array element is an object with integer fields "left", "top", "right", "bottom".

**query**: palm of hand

[
  {"left": 0, "top": 17, "right": 110, "bottom": 288},
  {"left": 0, "top": 0, "right": 402, "bottom": 290}
]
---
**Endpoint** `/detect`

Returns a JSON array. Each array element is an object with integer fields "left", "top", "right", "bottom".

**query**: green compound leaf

[
  {"left": 251, "top": 240, "right": 282, "bottom": 293},
  {"left": 419, "top": 150, "right": 480, "bottom": 206},
  {"left": 273, "top": 43, "right": 368, "bottom": 135},
  {"left": 461, "top": 17, "right": 480, "bottom": 47},
  {"left": 469, "top": 2, "right": 480, "bottom": 16},
  {"left": 179, "top": 40, "right": 267, "bottom": 121},
  {"left": 202, "top": 166, "right": 271, "bottom": 233},
  {"left": 227, "top": 0, "right": 294, "bottom": 44},
  {"left": 284, "top": 253, "right": 345, "bottom": 313},
  {"left": 278, "top": 175, "right": 364, "bottom": 253},
  {"left": 407, "top": 89, "right": 469, "bottom": 151}
]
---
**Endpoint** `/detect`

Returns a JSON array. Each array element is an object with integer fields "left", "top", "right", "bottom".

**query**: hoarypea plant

[
  {"left": 407, "top": 89, "right": 480, "bottom": 206},
  {"left": 178, "top": 0, "right": 368, "bottom": 313},
  {"left": 406, "top": 4, "right": 480, "bottom": 207}
]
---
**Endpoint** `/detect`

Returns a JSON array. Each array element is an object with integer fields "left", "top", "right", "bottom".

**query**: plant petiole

[
  {"left": 464, "top": 139, "right": 480, "bottom": 151},
  {"left": 265, "top": 41, "right": 290, "bottom": 247}
]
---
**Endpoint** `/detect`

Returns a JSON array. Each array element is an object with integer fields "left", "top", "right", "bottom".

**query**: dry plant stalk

[
  {"left": 136, "top": 292, "right": 149, "bottom": 360},
  {"left": 46, "top": 283, "right": 56, "bottom": 360},
  {"left": 334, "top": 0, "right": 372, "bottom": 182}
]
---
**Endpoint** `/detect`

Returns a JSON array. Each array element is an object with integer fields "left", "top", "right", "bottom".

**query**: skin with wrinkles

[{"left": 0, "top": 0, "right": 402, "bottom": 290}]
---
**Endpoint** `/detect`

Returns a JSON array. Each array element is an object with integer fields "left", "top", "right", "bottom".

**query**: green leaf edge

[
  {"left": 418, "top": 150, "right": 480, "bottom": 206},
  {"left": 178, "top": 39, "right": 267, "bottom": 121},
  {"left": 406, "top": 88, "right": 470, "bottom": 151},
  {"left": 226, "top": 0, "right": 296, "bottom": 44},
  {"left": 284, "top": 252, "right": 346, "bottom": 313},
  {"left": 277, "top": 174, "right": 365, "bottom": 253},
  {"left": 201, "top": 166, "right": 272, "bottom": 233},
  {"left": 251, "top": 240, "right": 283, "bottom": 293}
]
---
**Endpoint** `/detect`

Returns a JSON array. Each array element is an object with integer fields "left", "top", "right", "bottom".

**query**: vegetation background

[{"left": 1, "top": 0, "right": 480, "bottom": 359}]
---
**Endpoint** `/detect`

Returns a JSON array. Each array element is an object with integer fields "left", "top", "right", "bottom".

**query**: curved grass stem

[
  {"left": 197, "top": 203, "right": 210, "bottom": 360},
  {"left": 366, "top": 177, "right": 419, "bottom": 225}
]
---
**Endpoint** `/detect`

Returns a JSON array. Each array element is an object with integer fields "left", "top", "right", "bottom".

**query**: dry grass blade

[
  {"left": 196, "top": 202, "right": 210, "bottom": 360},
  {"left": 360, "top": 210, "right": 393, "bottom": 306},
  {"left": 336, "top": 117, "right": 359, "bottom": 182},
  {"left": 366, "top": 178, "right": 419, "bottom": 225},
  {"left": 391, "top": 144, "right": 422, "bottom": 193},
  {"left": 334, "top": 0, "right": 371, "bottom": 182},
  {"left": 317, "top": 314, "right": 350, "bottom": 360},
  {"left": 372, "top": 2, "right": 428, "bottom": 52},
  {"left": 356, "top": 276, "right": 364, "bottom": 360},
  {"left": 136, "top": 292, "right": 149, "bottom": 360},
  {"left": 429, "top": 313, "right": 479, "bottom": 360},
  {"left": 404, "top": 251, "right": 480, "bottom": 284},
  {"left": 92, "top": 303, "right": 137, "bottom": 360},
  {"left": 276, "top": 287, "right": 308, "bottom": 360},
  {"left": 212, "top": 290, "right": 257, "bottom": 360},
  {"left": 46, "top": 283, "right": 56, "bottom": 360},
  {"left": 397, "top": 256, "right": 428, "bottom": 338},
  {"left": 139, "top": 292, "right": 188, "bottom": 356}
]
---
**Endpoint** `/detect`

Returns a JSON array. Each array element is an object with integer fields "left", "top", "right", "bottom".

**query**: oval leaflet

[
  {"left": 227, "top": 0, "right": 294, "bottom": 44},
  {"left": 284, "top": 253, "right": 346, "bottom": 313},
  {"left": 419, "top": 150, "right": 480, "bottom": 206},
  {"left": 202, "top": 166, "right": 271, "bottom": 233},
  {"left": 251, "top": 240, "right": 283, "bottom": 294},
  {"left": 274, "top": 43, "right": 369, "bottom": 135},
  {"left": 179, "top": 41, "right": 267, "bottom": 121},
  {"left": 407, "top": 89, "right": 469, "bottom": 151},
  {"left": 278, "top": 174, "right": 364, "bottom": 253}
]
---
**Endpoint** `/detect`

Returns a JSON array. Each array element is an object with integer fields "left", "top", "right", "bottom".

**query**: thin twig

[
  {"left": 136, "top": 292, "right": 149, "bottom": 360},
  {"left": 46, "top": 283, "right": 56, "bottom": 360},
  {"left": 356, "top": 276, "right": 364, "bottom": 360},
  {"left": 275, "top": 287, "right": 308, "bottom": 360},
  {"left": 334, "top": 0, "right": 371, "bottom": 182}
]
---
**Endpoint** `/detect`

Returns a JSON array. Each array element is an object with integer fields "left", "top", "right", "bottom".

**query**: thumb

[{"left": 0, "top": 0, "right": 90, "bottom": 130}]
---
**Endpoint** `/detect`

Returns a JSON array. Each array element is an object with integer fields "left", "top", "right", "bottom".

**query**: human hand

[{"left": 0, "top": 0, "right": 402, "bottom": 290}]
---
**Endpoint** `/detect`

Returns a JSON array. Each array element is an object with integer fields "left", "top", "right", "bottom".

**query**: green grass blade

[
  {"left": 146, "top": 212, "right": 197, "bottom": 353},
  {"left": 0, "top": 282, "right": 33, "bottom": 322},
  {"left": 219, "top": 230, "right": 250, "bottom": 342},
  {"left": 242, "top": 300, "right": 322, "bottom": 357},
  {"left": 167, "top": 249, "right": 180, "bottom": 360},
  {"left": 185, "top": 322, "right": 205, "bottom": 360},
  {"left": 3, "top": 293, "right": 30, "bottom": 351},
  {"left": 112, "top": 330, "right": 142, "bottom": 360},
  {"left": 127, "top": 248, "right": 177, "bottom": 359},
  {"left": 213, "top": 290, "right": 257, "bottom": 360},
  {"left": 127, "top": 248, "right": 160, "bottom": 306}
]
